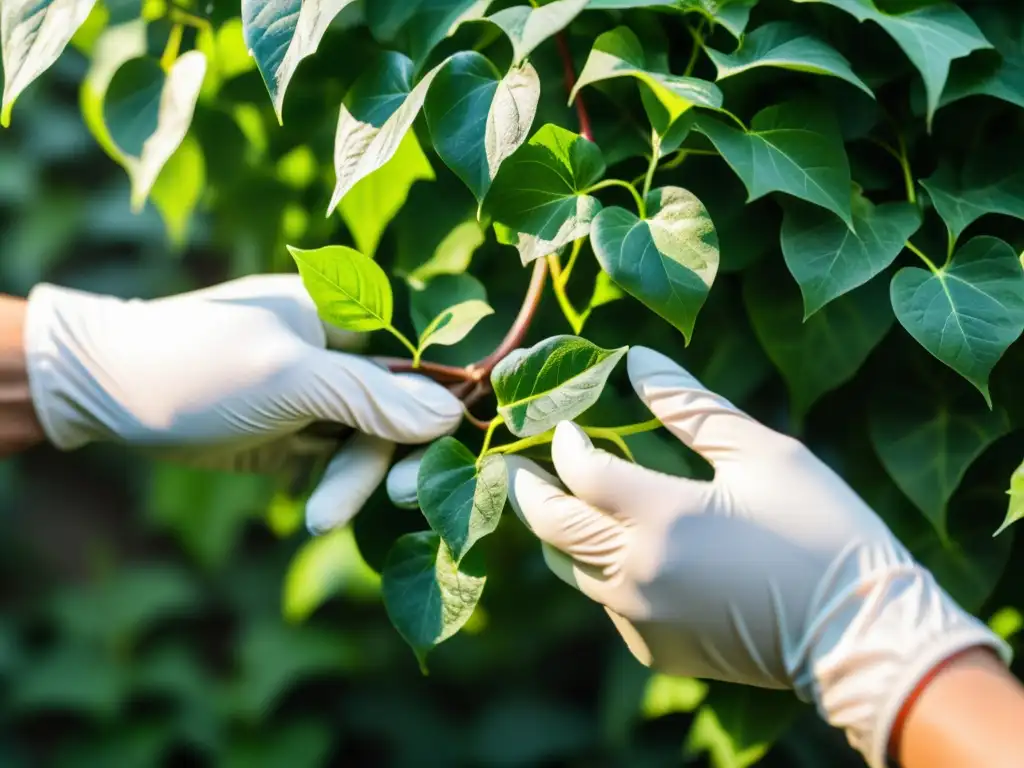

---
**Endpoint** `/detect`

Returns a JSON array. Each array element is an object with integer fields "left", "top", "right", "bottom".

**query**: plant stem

[
  {"left": 557, "top": 33, "right": 592, "bottom": 141},
  {"left": 585, "top": 178, "right": 646, "bottom": 217},
  {"left": 547, "top": 254, "right": 584, "bottom": 333},
  {"left": 608, "top": 418, "right": 662, "bottom": 436},
  {"left": 683, "top": 21, "right": 705, "bottom": 77},
  {"left": 386, "top": 326, "right": 420, "bottom": 359},
  {"left": 485, "top": 419, "right": 661, "bottom": 459},
  {"left": 560, "top": 238, "right": 585, "bottom": 287},
  {"left": 478, "top": 416, "right": 504, "bottom": 457},
  {"left": 896, "top": 132, "right": 917, "bottom": 205},
  {"left": 905, "top": 240, "right": 941, "bottom": 274},
  {"left": 486, "top": 431, "right": 556, "bottom": 456},
  {"left": 160, "top": 23, "right": 184, "bottom": 71},
  {"left": 720, "top": 109, "right": 748, "bottom": 132},
  {"left": 584, "top": 427, "right": 636, "bottom": 461},
  {"left": 375, "top": 357, "right": 475, "bottom": 383},
  {"left": 642, "top": 142, "right": 659, "bottom": 202},
  {"left": 169, "top": 6, "right": 212, "bottom": 30},
  {"left": 946, "top": 230, "right": 956, "bottom": 265}
]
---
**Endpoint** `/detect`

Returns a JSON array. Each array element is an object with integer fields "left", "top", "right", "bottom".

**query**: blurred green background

[{"left": 2, "top": 6, "right": 1024, "bottom": 767}]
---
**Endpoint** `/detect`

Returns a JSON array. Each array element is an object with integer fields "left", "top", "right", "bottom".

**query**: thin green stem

[
  {"left": 486, "top": 431, "right": 555, "bottom": 456},
  {"left": 584, "top": 179, "right": 646, "bottom": 218},
  {"left": 484, "top": 418, "right": 661, "bottom": 460},
  {"left": 561, "top": 238, "right": 585, "bottom": 287},
  {"left": 478, "top": 416, "right": 504, "bottom": 458},
  {"left": 719, "top": 108, "right": 748, "bottom": 132},
  {"left": 905, "top": 240, "right": 941, "bottom": 274},
  {"left": 547, "top": 254, "right": 584, "bottom": 333},
  {"left": 642, "top": 140, "right": 659, "bottom": 202},
  {"left": 583, "top": 428, "right": 636, "bottom": 462},
  {"left": 946, "top": 230, "right": 956, "bottom": 265},
  {"left": 160, "top": 23, "right": 184, "bottom": 71},
  {"left": 169, "top": 7, "right": 212, "bottom": 31},
  {"left": 683, "top": 20, "right": 705, "bottom": 77},
  {"left": 387, "top": 326, "right": 420, "bottom": 359},
  {"left": 896, "top": 132, "right": 917, "bottom": 205},
  {"left": 608, "top": 418, "right": 662, "bottom": 436}
]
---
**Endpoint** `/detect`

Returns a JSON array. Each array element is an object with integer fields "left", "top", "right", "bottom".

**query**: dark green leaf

[
  {"left": 890, "top": 237, "right": 1024, "bottom": 405},
  {"left": 241, "top": 0, "right": 359, "bottom": 120},
  {"left": 482, "top": 124, "right": 606, "bottom": 263},
  {"left": 418, "top": 437, "right": 508, "bottom": 561},
  {"left": 288, "top": 244, "right": 394, "bottom": 331},
  {"left": 367, "top": 0, "right": 489, "bottom": 66},
  {"left": 585, "top": 0, "right": 758, "bottom": 38},
  {"left": 571, "top": 26, "right": 722, "bottom": 135},
  {"left": 425, "top": 52, "right": 540, "bottom": 202},
  {"left": 488, "top": 0, "right": 589, "bottom": 66},
  {"left": 591, "top": 186, "right": 719, "bottom": 343},
  {"left": 869, "top": 389, "right": 1011, "bottom": 537},
  {"left": 491, "top": 335, "right": 627, "bottom": 437},
  {"left": 707, "top": 21, "right": 873, "bottom": 96},
  {"left": 781, "top": 193, "right": 921, "bottom": 317},
  {"left": 381, "top": 531, "right": 487, "bottom": 668},
  {"left": 942, "top": 6, "right": 1024, "bottom": 111},
  {"left": 694, "top": 101, "right": 853, "bottom": 227},
  {"left": 746, "top": 272, "right": 894, "bottom": 423}
]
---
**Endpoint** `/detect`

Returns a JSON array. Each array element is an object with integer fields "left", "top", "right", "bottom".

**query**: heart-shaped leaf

[
  {"left": 488, "top": 0, "right": 589, "bottom": 66},
  {"left": 103, "top": 51, "right": 207, "bottom": 211},
  {"left": 328, "top": 51, "right": 448, "bottom": 214},
  {"left": 241, "top": 0, "right": 359, "bottom": 121},
  {"left": 491, "top": 335, "right": 627, "bottom": 437},
  {"left": 890, "top": 236, "right": 1024, "bottom": 405},
  {"left": 1, "top": 0, "right": 97, "bottom": 127},
  {"left": 781, "top": 193, "right": 921, "bottom": 317},
  {"left": 694, "top": 101, "right": 853, "bottom": 228},
  {"left": 482, "top": 124, "right": 605, "bottom": 264},
  {"left": 288, "top": 244, "right": 394, "bottom": 331},
  {"left": 942, "top": 6, "right": 1024, "bottom": 112},
  {"left": 571, "top": 26, "right": 722, "bottom": 135},
  {"left": 707, "top": 21, "right": 873, "bottom": 97},
  {"left": 591, "top": 186, "right": 719, "bottom": 343},
  {"left": 417, "top": 300, "right": 494, "bottom": 354},
  {"left": 381, "top": 531, "right": 486, "bottom": 670},
  {"left": 425, "top": 51, "right": 540, "bottom": 202},
  {"left": 417, "top": 437, "right": 508, "bottom": 561}
]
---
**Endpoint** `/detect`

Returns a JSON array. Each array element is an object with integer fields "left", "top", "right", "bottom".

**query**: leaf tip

[{"left": 0, "top": 102, "right": 11, "bottom": 128}]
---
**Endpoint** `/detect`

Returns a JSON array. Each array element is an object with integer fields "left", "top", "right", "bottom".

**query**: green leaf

[
  {"left": 150, "top": 134, "right": 205, "bottom": 248},
  {"left": 328, "top": 51, "right": 448, "bottom": 213},
  {"left": 745, "top": 272, "right": 894, "bottom": 423},
  {"left": 491, "top": 335, "right": 628, "bottom": 437},
  {"left": 410, "top": 273, "right": 488, "bottom": 335},
  {"left": 585, "top": 0, "right": 758, "bottom": 38},
  {"left": 368, "top": 0, "right": 491, "bottom": 68},
  {"left": 781, "top": 193, "right": 921, "bottom": 317},
  {"left": 417, "top": 437, "right": 508, "bottom": 561},
  {"left": 283, "top": 528, "right": 380, "bottom": 623},
  {"left": 339, "top": 130, "right": 435, "bottom": 257},
  {"left": 1, "top": 0, "right": 97, "bottom": 126},
  {"left": 591, "top": 186, "right": 719, "bottom": 343},
  {"left": 706, "top": 21, "right": 873, "bottom": 97},
  {"left": 890, "top": 237, "right": 1024, "bottom": 405},
  {"left": 418, "top": 300, "right": 494, "bottom": 354},
  {"left": 488, "top": 0, "right": 589, "bottom": 66},
  {"left": 869, "top": 390, "right": 1011, "bottom": 537},
  {"left": 694, "top": 101, "right": 853, "bottom": 227},
  {"left": 381, "top": 531, "right": 487, "bottom": 669},
  {"left": 793, "top": 0, "right": 990, "bottom": 126},
  {"left": 425, "top": 52, "right": 540, "bottom": 202},
  {"left": 288, "top": 244, "right": 394, "bottom": 331},
  {"left": 570, "top": 26, "right": 723, "bottom": 135},
  {"left": 241, "top": 0, "right": 359, "bottom": 121},
  {"left": 920, "top": 144, "right": 1024, "bottom": 241},
  {"left": 103, "top": 52, "right": 207, "bottom": 210},
  {"left": 579, "top": 270, "right": 626, "bottom": 328},
  {"left": 942, "top": 6, "right": 1024, "bottom": 111},
  {"left": 995, "top": 461, "right": 1024, "bottom": 536},
  {"left": 482, "top": 124, "right": 606, "bottom": 264}
]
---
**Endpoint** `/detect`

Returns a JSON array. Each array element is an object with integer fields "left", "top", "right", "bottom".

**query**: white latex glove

[
  {"left": 506, "top": 346, "right": 1010, "bottom": 768},
  {"left": 24, "top": 275, "right": 462, "bottom": 533}
]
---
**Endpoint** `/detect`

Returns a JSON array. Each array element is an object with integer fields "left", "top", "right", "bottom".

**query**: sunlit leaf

[
  {"left": 418, "top": 299, "right": 494, "bottom": 354},
  {"left": 488, "top": 0, "right": 589, "bottom": 66},
  {"left": 995, "top": 461, "right": 1024, "bottom": 536},
  {"left": 150, "top": 134, "right": 205, "bottom": 248},
  {"left": 283, "top": 527, "right": 380, "bottom": 623},
  {"left": 288, "top": 244, "right": 394, "bottom": 331}
]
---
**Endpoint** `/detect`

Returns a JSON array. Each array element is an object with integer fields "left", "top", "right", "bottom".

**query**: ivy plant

[{"left": 4, "top": 0, "right": 1024, "bottom": 758}]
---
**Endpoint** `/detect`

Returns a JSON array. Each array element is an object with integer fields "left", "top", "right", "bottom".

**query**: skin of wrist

[{"left": 0, "top": 295, "right": 45, "bottom": 456}]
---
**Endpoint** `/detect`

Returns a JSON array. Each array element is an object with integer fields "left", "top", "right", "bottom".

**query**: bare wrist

[{"left": 0, "top": 295, "right": 44, "bottom": 456}]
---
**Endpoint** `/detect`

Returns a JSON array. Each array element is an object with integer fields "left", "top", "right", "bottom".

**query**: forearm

[
  {"left": 0, "top": 295, "right": 44, "bottom": 456},
  {"left": 892, "top": 647, "right": 1024, "bottom": 768}
]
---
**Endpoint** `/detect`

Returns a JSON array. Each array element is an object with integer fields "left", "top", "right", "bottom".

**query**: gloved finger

[
  {"left": 551, "top": 421, "right": 709, "bottom": 519},
  {"left": 386, "top": 447, "right": 428, "bottom": 509},
  {"left": 539, "top": 543, "right": 615, "bottom": 604},
  {"left": 505, "top": 456, "right": 625, "bottom": 580},
  {"left": 301, "top": 350, "right": 462, "bottom": 443},
  {"left": 627, "top": 346, "right": 775, "bottom": 466},
  {"left": 305, "top": 433, "right": 395, "bottom": 534}
]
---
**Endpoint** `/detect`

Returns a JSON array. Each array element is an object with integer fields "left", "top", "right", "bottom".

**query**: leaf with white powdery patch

[
  {"left": 707, "top": 21, "right": 873, "bottom": 97},
  {"left": 591, "top": 186, "right": 719, "bottom": 344},
  {"left": 781, "top": 193, "right": 921, "bottom": 317},
  {"left": 488, "top": 0, "right": 589, "bottom": 66},
  {"left": 482, "top": 124, "right": 606, "bottom": 264},
  {"left": 491, "top": 335, "right": 627, "bottom": 437},
  {"left": 890, "top": 236, "right": 1024, "bottom": 406},
  {"left": 418, "top": 437, "right": 508, "bottom": 562},
  {"left": 103, "top": 52, "right": 207, "bottom": 211},
  {"left": 1, "top": 0, "right": 97, "bottom": 127},
  {"left": 425, "top": 51, "right": 539, "bottom": 203},
  {"left": 694, "top": 101, "right": 853, "bottom": 228},
  {"left": 241, "top": 0, "right": 359, "bottom": 122},
  {"left": 382, "top": 531, "right": 486, "bottom": 670},
  {"left": 288, "top": 244, "right": 394, "bottom": 332}
]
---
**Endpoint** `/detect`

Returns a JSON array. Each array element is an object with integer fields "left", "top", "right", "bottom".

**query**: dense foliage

[{"left": 2, "top": 0, "right": 1024, "bottom": 764}]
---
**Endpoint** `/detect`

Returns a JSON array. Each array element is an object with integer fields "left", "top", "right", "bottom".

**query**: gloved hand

[
  {"left": 24, "top": 275, "right": 462, "bottom": 533},
  {"left": 506, "top": 346, "right": 1010, "bottom": 768}
]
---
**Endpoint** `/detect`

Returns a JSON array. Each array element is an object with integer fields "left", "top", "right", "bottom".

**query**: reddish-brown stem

[
  {"left": 470, "top": 259, "right": 548, "bottom": 377},
  {"left": 557, "top": 33, "right": 592, "bottom": 141},
  {"left": 372, "top": 357, "right": 475, "bottom": 383}
]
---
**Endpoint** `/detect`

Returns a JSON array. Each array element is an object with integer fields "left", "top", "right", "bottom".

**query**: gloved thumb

[{"left": 306, "top": 433, "right": 395, "bottom": 534}]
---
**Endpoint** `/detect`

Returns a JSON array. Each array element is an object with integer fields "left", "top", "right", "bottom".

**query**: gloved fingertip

[
  {"left": 626, "top": 346, "right": 708, "bottom": 399},
  {"left": 391, "top": 374, "right": 464, "bottom": 440},
  {"left": 552, "top": 421, "right": 593, "bottom": 468},
  {"left": 304, "top": 434, "right": 394, "bottom": 535},
  {"left": 504, "top": 456, "right": 561, "bottom": 528},
  {"left": 385, "top": 448, "right": 426, "bottom": 509}
]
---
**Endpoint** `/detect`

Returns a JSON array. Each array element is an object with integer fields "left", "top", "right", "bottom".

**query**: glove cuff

[
  {"left": 798, "top": 560, "right": 1010, "bottom": 768},
  {"left": 24, "top": 283, "right": 121, "bottom": 450}
]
